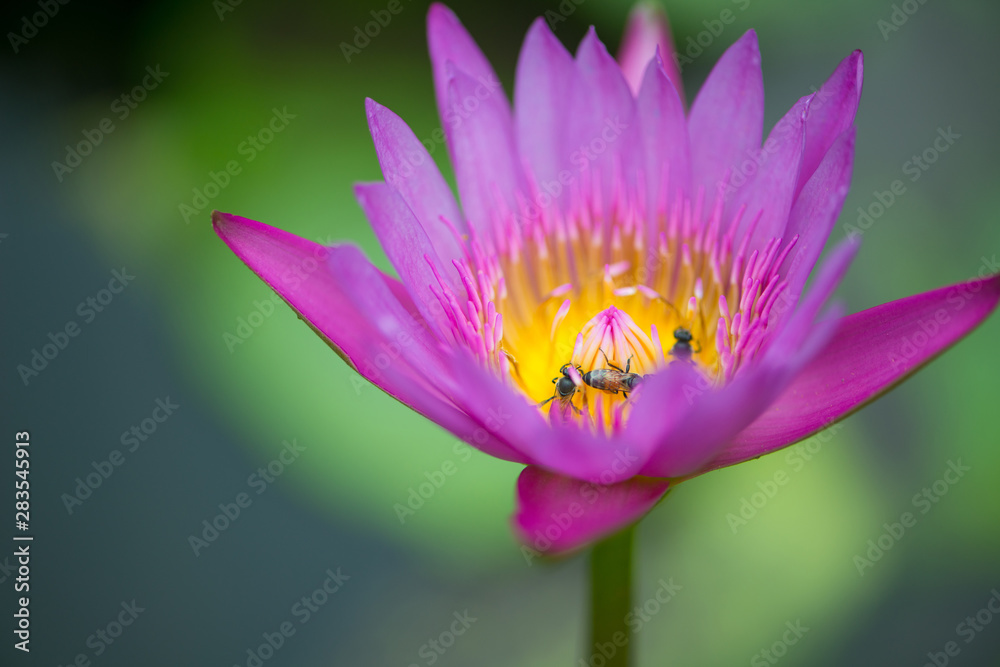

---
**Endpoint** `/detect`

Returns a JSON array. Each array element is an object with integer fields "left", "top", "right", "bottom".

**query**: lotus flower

[{"left": 213, "top": 4, "right": 1000, "bottom": 557}]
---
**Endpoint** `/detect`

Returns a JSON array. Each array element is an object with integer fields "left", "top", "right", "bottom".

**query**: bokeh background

[{"left": 3, "top": 0, "right": 999, "bottom": 664}]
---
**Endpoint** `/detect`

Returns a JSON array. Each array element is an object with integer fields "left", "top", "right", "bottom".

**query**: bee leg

[
  {"left": 598, "top": 348, "right": 624, "bottom": 372},
  {"left": 502, "top": 349, "right": 526, "bottom": 384}
]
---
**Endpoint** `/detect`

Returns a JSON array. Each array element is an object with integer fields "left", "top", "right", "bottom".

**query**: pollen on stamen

[{"left": 430, "top": 164, "right": 805, "bottom": 431}]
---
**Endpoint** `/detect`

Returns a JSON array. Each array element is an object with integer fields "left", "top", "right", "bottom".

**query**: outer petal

[
  {"left": 514, "top": 17, "right": 576, "bottom": 188},
  {"left": 447, "top": 66, "right": 526, "bottom": 242},
  {"left": 213, "top": 211, "right": 444, "bottom": 393},
  {"left": 213, "top": 211, "right": 529, "bottom": 464},
  {"left": 727, "top": 94, "right": 809, "bottom": 252},
  {"left": 365, "top": 98, "right": 466, "bottom": 264},
  {"left": 567, "top": 27, "right": 641, "bottom": 219},
  {"left": 779, "top": 127, "right": 856, "bottom": 310},
  {"left": 796, "top": 50, "right": 863, "bottom": 199},
  {"left": 427, "top": 3, "right": 505, "bottom": 141},
  {"left": 617, "top": 3, "right": 683, "bottom": 102},
  {"left": 513, "top": 466, "right": 670, "bottom": 556},
  {"left": 687, "top": 30, "right": 763, "bottom": 212},
  {"left": 708, "top": 273, "right": 1000, "bottom": 471},
  {"left": 636, "top": 51, "right": 691, "bottom": 211},
  {"left": 353, "top": 182, "right": 458, "bottom": 341},
  {"left": 639, "top": 238, "right": 859, "bottom": 478}
]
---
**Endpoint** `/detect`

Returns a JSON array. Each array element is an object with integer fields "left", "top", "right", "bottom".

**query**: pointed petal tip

[
  {"left": 739, "top": 28, "right": 759, "bottom": 45},
  {"left": 577, "top": 24, "right": 601, "bottom": 55},
  {"left": 211, "top": 208, "right": 227, "bottom": 229},
  {"left": 427, "top": 2, "right": 455, "bottom": 25},
  {"left": 724, "top": 29, "right": 760, "bottom": 66},
  {"left": 364, "top": 97, "right": 394, "bottom": 134},
  {"left": 212, "top": 210, "right": 258, "bottom": 246},
  {"left": 619, "top": 2, "right": 682, "bottom": 99}
]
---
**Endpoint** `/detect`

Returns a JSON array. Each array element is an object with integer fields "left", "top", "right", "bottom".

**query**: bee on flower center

[
  {"left": 669, "top": 327, "right": 701, "bottom": 363},
  {"left": 582, "top": 351, "right": 644, "bottom": 398},
  {"left": 540, "top": 363, "right": 582, "bottom": 412}
]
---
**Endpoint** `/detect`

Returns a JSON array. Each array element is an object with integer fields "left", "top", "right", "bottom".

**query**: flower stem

[{"left": 588, "top": 524, "right": 635, "bottom": 667}]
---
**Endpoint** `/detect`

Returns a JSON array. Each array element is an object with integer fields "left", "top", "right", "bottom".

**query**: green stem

[{"left": 588, "top": 524, "right": 636, "bottom": 667}]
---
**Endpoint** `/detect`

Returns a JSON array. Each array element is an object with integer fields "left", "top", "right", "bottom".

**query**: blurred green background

[{"left": 2, "top": 0, "right": 999, "bottom": 664}]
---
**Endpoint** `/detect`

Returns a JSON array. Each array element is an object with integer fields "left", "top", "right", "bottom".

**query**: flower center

[{"left": 431, "top": 174, "right": 796, "bottom": 432}]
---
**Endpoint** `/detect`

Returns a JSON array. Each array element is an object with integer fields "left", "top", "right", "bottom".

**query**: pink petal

[
  {"left": 213, "top": 211, "right": 442, "bottom": 393},
  {"left": 427, "top": 3, "right": 505, "bottom": 140},
  {"left": 709, "top": 273, "right": 1000, "bottom": 471},
  {"left": 639, "top": 239, "right": 859, "bottom": 478},
  {"left": 727, "top": 94, "right": 809, "bottom": 252},
  {"left": 636, "top": 51, "right": 692, "bottom": 209},
  {"left": 365, "top": 98, "right": 466, "bottom": 264},
  {"left": 796, "top": 51, "right": 863, "bottom": 199},
  {"left": 513, "top": 466, "right": 670, "bottom": 556},
  {"left": 213, "top": 211, "right": 529, "bottom": 464},
  {"left": 687, "top": 30, "right": 763, "bottom": 212},
  {"left": 617, "top": 3, "right": 683, "bottom": 102},
  {"left": 779, "top": 127, "right": 856, "bottom": 316},
  {"left": 446, "top": 352, "right": 650, "bottom": 484},
  {"left": 567, "top": 27, "right": 641, "bottom": 215},
  {"left": 446, "top": 66, "right": 526, "bottom": 242},
  {"left": 514, "top": 17, "right": 577, "bottom": 188},
  {"left": 353, "top": 182, "right": 458, "bottom": 340},
  {"left": 443, "top": 350, "right": 552, "bottom": 464}
]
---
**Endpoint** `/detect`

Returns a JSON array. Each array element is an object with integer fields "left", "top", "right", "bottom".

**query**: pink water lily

[{"left": 214, "top": 4, "right": 1000, "bottom": 557}]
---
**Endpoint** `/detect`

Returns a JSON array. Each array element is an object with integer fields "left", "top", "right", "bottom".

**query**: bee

[
  {"left": 582, "top": 350, "right": 644, "bottom": 398},
  {"left": 669, "top": 327, "right": 701, "bottom": 362},
  {"left": 539, "top": 363, "right": 582, "bottom": 412}
]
